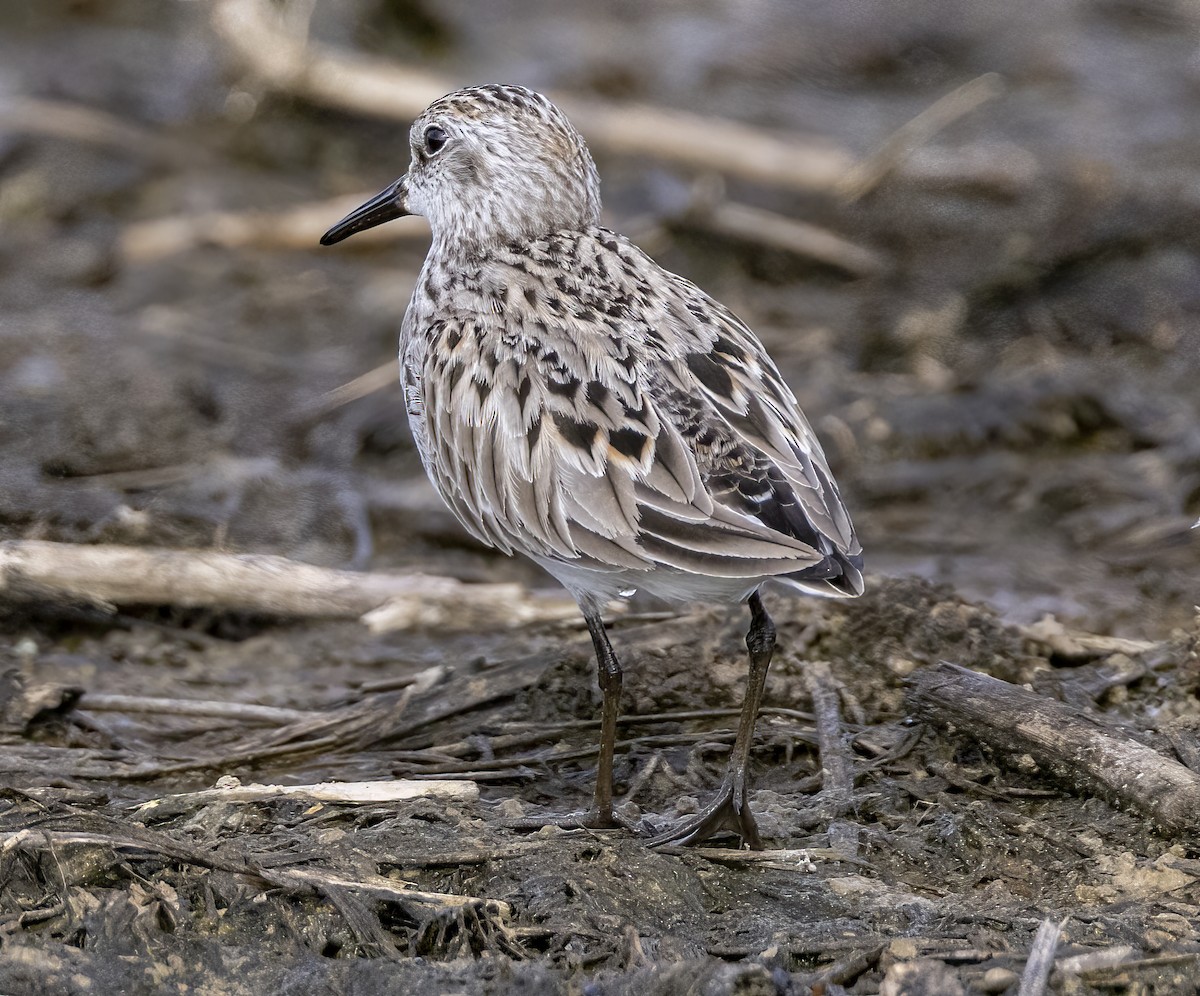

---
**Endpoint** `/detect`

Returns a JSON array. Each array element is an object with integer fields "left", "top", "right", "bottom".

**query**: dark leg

[
  {"left": 506, "top": 609, "right": 631, "bottom": 832},
  {"left": 584, "top": 609, "right": 622, "bottom": 826},
  {"left": 647, "top": 590, "right": 776, "bottom": 848}
]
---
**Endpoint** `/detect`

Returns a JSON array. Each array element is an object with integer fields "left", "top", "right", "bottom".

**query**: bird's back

[{"left": 402, "top": 225, "right": 863, "bottom": 608}]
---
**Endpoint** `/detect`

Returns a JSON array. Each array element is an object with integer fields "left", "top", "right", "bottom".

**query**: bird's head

[{"left": 321, "top": 84, "right": 601, "bottom": 253}]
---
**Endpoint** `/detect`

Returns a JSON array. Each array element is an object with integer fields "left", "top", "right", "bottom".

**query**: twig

[
  {"left": 839, "top": 73, "right": 1006, "bottom": 201},
  {"left": 911, "top": 662, "right": 1200, "bottom": 834},
  {"left": 357, "top": 664, "right": 448, "bottom": 695},
  {"left": 687, "top": 846, "right": 859, "bottom": 866},
  {"left": 134, "top": 776, "right": 477, "bottom": 812},
  {"left": 1018, "top": 918, "right": 1066, "bottom": 996},
  {"left": 1017, "top": 615, "right": 1158, "bottom": 660},
  {"left": 1055, "top": 945, "right": 1138, "bottom": 977},
  {"left": 210, "top": 0, "right": 854, "bottom": 195},
  {"left": 270, "top": 865, "right": 509, "bottom": 917},
  {"left": 310, "top": 360, "right": 402, "bottom": 418},
  {"left": 81, "top": 694, "right": 316, "bottom": 725},
  {"left": 804, "top": 660, "right": 855, "bottom": 818},
  {"left": 680, "top": 182, "right": 885, "bottom": 277},
  {"left": 0, "top": 540, "right": 577, "bottom": 630},
  {"left": 705, "top": 200, "right": 884, "bottom": 276}
]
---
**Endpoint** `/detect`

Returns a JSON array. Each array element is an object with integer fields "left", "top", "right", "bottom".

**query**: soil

[{"left": 1, "top": 1, "right": 1199, "bottom": 993}]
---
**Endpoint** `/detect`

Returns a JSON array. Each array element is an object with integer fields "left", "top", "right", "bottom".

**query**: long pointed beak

[{"left": 320, "top": 176, "right": 410, "bottom": 246}]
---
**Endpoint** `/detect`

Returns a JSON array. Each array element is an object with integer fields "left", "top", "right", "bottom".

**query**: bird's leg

[
  {"left": 506, "top": 609, "right": 634, "bottom": 833},
  {"left": 648, "top": 590, "right": 776, "bottom": 848},
  {"left": 584, "top": 609, "right": 622, "bottom": 826}
]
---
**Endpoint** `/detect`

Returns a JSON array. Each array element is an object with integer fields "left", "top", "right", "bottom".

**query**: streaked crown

[{"left": 405, "top": 84, "right": 602, "bottom": 251}]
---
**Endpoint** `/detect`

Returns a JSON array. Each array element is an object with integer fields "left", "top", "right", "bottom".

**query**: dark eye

[{"left": 424, "top": 125, "right": 448, "bottom": 154}]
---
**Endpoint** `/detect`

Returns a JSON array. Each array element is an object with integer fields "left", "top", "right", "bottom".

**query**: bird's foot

[
  {"left": 505, "top": 805, "right": 639, "bottom": 835},
  {"left": 644, "top": 776, "right": 763, "bottom": 849}
]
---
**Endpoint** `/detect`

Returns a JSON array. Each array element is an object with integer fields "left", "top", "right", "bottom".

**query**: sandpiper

[{"left": 321, "top": 84, "right": 864, "bottom": 847}]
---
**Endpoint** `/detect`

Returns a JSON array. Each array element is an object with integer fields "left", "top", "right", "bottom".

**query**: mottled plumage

[{"left": 322, "top": 84, "right": 864, "bottom": 847}]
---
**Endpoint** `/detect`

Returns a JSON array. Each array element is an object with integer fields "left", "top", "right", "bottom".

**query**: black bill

[{"left": 320, "top": 177, "right": 409, "bottom": 246}]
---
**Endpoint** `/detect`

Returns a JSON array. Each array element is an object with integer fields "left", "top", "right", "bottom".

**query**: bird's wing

[
  {"left": 652, "top": 271, "right": 862, "bottom": 564},
  {"left": 413, "top": 245, "right": 859, "bottom": 591}
]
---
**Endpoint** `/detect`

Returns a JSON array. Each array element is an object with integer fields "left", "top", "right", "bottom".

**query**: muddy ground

[{"left": 1, "top": 1, "right": 1199, "bottom": 993}]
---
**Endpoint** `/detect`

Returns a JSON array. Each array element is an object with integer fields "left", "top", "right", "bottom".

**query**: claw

[{"left": 644, "top": 776, "right": 763, "bottom": 849}]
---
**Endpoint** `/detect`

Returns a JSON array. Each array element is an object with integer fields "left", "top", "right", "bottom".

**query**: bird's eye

[{"left": 424, "top": 125, "right": 448, "bottom": 154}]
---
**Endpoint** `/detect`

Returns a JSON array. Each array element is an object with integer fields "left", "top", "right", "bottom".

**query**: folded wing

[{"left": 413, "top": 236, "right": 863, "bottom": 597}]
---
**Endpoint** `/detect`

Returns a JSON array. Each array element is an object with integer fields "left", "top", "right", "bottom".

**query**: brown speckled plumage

[{"left": 322, "top": 84, "right": 863, "bottom": 847}]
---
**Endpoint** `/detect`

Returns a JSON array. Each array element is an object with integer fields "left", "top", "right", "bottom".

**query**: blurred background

[{"left": 2, "top": 0, "right": 1198, "bottom": 636}]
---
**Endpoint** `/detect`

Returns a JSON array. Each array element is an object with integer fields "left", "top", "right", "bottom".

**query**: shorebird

[{"left": 321, "top": 84, "right": 863, "bottom": 847}]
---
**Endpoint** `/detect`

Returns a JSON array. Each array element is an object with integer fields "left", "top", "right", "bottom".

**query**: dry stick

[
  {"left": 0, "top": 540, "right": 576, "bottom": 630},
  {"left": 839, "top": 73, "right": 1006, "bottom": 201},
  {"left": 689, "top": 199, "right": 886, "bottom": 277},
  {"left": 312, "top": 360, "right": 403, "bottom": 417},
  {"left": 804, "top": 659, "right": 860, "bottom": 858},
  {"left": 80, "top": 694, "right": 317, "bottom": 726},
  {"left": 1056, "top": 946, "right": 1138, "bottom": 978},
  {"left": 135, "top": 777, "right": 478, "bottom": 811},
  {"left": 269, "top": 865, "right": 510, "bottom": 917},
  {"left": 687, "top": 846, "right": 861, "bottom": 866},
  {"left": 911, "top": 662, "right": 1200, "bottom": 835},
  {"left": 358, "top": 664, "right": 448, "bottom": 696},
  {"left": 1019, "top": 918, "right": 1067, "bottom": 996},
  {"left": 210, "top": 0, "right": 854, "bottom": 195},
  {"left": 1016, "top": 618, "right": 1158, "bottom": 660},
  {"left": 804, "top": 660, "right": 855, "bottom": 817}
]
